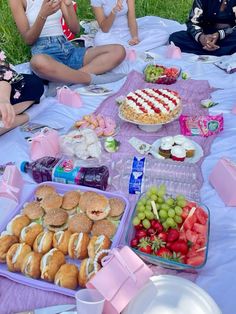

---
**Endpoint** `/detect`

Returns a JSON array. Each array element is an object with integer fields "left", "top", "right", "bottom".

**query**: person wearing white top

[
  {"left": 91, "top": 0, "right": 169, "bottom": 52},
  {"left": 8, "top": 0, "right": 126, "bottom": 86}
]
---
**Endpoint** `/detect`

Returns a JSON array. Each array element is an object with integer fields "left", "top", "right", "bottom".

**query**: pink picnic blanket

[{"left": 0, "top": 71, "right": 216, "bottom": 314}]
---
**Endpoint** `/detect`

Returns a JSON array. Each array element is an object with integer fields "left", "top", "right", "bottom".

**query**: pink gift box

[
  {"left": 209, "top": 157, "right": 236, "bottom": 206},
  {"left": 87, "top": 246, "right": 153, "bottom": 314},
  {"left": 0, "top": 165, "right": 23, "bottom": 203}
]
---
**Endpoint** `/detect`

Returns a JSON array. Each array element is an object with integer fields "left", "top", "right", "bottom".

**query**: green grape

[
  {"left": 166, "top": 198, "right": 175, "bottom": 206},
  {"left": 174, "top": 215, "right": 183, "bottom": 224},
  {"left": 132, "top": 216, "right": 141, "bottom": 226},
  {"left": 138, "top": 212, "right": 145, "bottom": 220},
  {"left": 159, "top": 184, "right": 166, "bottom": 194},
  {"left": 168, "top": 209, "right": 175, "bottom": 218},
  {"left": 149, "top": 186, "right": 159, "bottom": 194},
  {"left": 157, "top": 197, "right": 164, "bottom": 204},
  {"left": 145, "top": 204, "right": 152, "bottom": 211},
  {"left": 146, "top": 211, "right": 155, "bottom": 220},
  {"left": 146, "top": 199, "right": 152, "bottom": 206},
  {"left": 159, "top": 209, "right": 168, "bottom": 219},
  {"left": 146, "top": 190, "right": 152, "bottom": 198},
  {"left": 151, "top": 194, "right": 158, "bottom": 201},
  {"left": 160, "top": 204, "right": 170, "bottom": 211},
  {"left": 176, "top": 199, "right": 187, "bottom": 208},
  {"left": 174, "top": 206, "right": 183, "bottom": 216},
  {"left": 166, "top": 217, "right": 175, "bottom": 227},
  {"left": 137, "top": 205, "right": 145, "bottom": 212},
  {"left": 162, "top": 221, "right": 168, "bottom": 230},
  {"left": 175, "top": 195, "right": 185, "bottom": 201},
  {"left": 140, "top": 197, "right": 147, "bottom": 205},
  {"left": 142, "top": 219, "right": 151, "bottom": 229}
]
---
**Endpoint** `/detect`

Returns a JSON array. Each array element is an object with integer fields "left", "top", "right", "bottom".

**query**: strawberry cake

[{"left": 120, "top": 88, "right": 181, "bottom": 124}]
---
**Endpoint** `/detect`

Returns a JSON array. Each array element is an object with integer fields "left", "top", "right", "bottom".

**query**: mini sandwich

[
  {"left": 6, "top": 214, "right": 30, "bottom": 237},
  {"left": 68, "top": 232, "right": 90, "bottom": 259},
  {"left": 54, "top": 264, "right": 79, "bottom": 290},
  {"left": 88, "top": 235, "right": 111, "bottom": 261},
  {"left": 20, "top": 222, "right": 43, "bottom": 247},
  {"left": 108, "top": 198, "right": 125, "bottom": 220},
  {"left": 33, "top": 231, "right": 54, "bottom": 254},
  {"left": 23, "top": 201, "right": 44, "bottom": 221},
  {"left": 0, "top": 235, "right": 18, "bottom": 263},
  {"left": 79, "top": 192, "right": 110, "bottom": 221},
  {"left": 79, "top": 258, "right": 101, "bottom": 288},
  {"left": 68, "top": 213, "right": 93, "bottom": 234},
  {"left": 53, "top": 230, "right": 71, "bottom": 255},
  {"left": 91, "top": 219, "right": 117, "bottom": 239},
  {"left": 35, "top": 184, "right": 56, "bottom": 201},
  {"left": 40, "top": 248, "right": 65, "bottom": 282},
  {"left": 21, "top": 251, "right": 42, "bottom": 279},
  {"left": 6, "top": 243, "right": 31, "bottom": 272},
  {"left": 44, "top": 209, "right": 68, "bottom": 232},
  {"left": 40, "top": 193, "right": 63, "bottom": 213},
  {"left": 61, "top": 190, "right": 81, "bottom": 215}
]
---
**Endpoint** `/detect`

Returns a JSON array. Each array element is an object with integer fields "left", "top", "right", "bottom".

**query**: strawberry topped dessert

[{"left": 120, "top": 88, "right": 181, "bottom": 124}]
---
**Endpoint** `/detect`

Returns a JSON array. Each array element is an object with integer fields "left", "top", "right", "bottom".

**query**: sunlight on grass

[{"left": 0, "top": 0, "right": 192, "bottom": 64}]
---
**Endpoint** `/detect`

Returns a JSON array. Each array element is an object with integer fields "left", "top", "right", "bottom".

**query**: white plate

[
  {"left": 123, "top": 275, "right": 222, "bottom": 314},
  {"left": 150, "top": 138, "right": 203, "bottom": 163},
  {"left": 76, "top": 85, "right": 113, "bottom": 96}
]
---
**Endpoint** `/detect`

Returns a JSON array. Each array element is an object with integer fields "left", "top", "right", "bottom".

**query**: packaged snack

[
  {"left": 179, "top": 114, "right": 224, "bottom": 137},
  {"left": 201, "top": 99, "right": 218, "bottom": 108}
]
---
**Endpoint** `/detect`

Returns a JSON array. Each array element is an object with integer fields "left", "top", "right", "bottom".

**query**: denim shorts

[{"left": 31, "top": 36, "right": 87, "bottom": 70}]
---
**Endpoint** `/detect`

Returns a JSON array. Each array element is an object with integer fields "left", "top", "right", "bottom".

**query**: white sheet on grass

[{"left": 1, "top": 16, "right": 236, "bottom": 314}]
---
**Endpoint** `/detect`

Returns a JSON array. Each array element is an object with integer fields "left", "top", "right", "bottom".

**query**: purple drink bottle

[{"left": 20, "top": 157, "right": 109, "bottom": 191}]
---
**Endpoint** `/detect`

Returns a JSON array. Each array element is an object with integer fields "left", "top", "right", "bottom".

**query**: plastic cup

[{"left": 75, "top": 289, "right": 105, "bottom": 314}]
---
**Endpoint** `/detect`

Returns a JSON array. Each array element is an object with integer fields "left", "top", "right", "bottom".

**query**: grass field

[{"left": 0, "top": 0, "right": 192, "bottom": 64}]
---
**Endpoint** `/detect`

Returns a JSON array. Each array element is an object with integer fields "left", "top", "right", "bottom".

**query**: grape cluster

[
  {"left": 132, "top": 185, "right": 187, "bottom": 230},
  {"left": 144, "top": 64, "right": 165, "bottom": 83}
]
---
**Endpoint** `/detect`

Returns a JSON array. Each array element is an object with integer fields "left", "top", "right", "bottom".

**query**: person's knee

[
  {"left": 112, "top": 44, "right": 126, "bottom": 63},
  {"left": 30, "top": 54, "right": 50, "bottom": 76}
]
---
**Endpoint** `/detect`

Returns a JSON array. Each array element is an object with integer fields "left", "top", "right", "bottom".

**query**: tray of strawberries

[
  {"left": 126, "top": 184, "right": 209, "bottom": 270},
  {"left": 144, "top": 64, "right": 181, "bottom": 85}
]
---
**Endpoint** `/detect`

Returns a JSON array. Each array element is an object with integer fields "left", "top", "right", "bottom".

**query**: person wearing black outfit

[{"left": 169, "top": 0, "right": 236, "bottom": 56}]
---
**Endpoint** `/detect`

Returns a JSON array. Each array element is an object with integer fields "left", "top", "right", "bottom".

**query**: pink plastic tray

[{"left": 0, "top": 182, "right": 130, "bottom": 297}]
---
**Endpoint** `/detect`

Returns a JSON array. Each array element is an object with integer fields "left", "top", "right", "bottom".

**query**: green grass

[{"left": 0, "top": 0, "right": 192, "bottom": 64}]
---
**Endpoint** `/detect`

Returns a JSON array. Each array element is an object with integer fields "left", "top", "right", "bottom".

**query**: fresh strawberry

[
  {"left": 170, "top": 240, "right": 189, "bottom": 255},
  {"left": 130, "top": 238, "right": 139, "bottom": 248},
  {"left": 135, "top": 223, "right": 144, "bottom": 230},
  {"left": 135, "top": 229, "right": 147, "bottom": 240},
  {"left": 171, "top": 252, "right": 185, "bottom": 263},
  {"left": 138, "top": 238, "right": 152, "bottom": 254},
  {"left": 156, "top": 247, "right": 172, "bottom": 259},
  {"left": 186, "top": 255, "right": 205, "bottom": 266},
  {"left": 185, "top": 229, "right": 198, "bottom": 244},
  {"left": 158, "top": 232, "right": 168, "bottom": 242},
  {"left": 147, "top": 227, "right": 157, "bottom": 236},
  {"left": 151, "top": 220, "right": 163, "bottom": 233},
  {"left": 167, "top": 229, "right": 179, "bottom": 242},
  {"left": 195, "top": 207, "right": 208, "bottom": 225},
  {"left": 150, "top": 235, "right": 166, "bottom": 253}
]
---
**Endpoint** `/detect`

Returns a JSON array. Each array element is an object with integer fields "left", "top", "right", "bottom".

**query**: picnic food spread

[{"left": 120, "top": 88, "right": 181, "bottom": 124}]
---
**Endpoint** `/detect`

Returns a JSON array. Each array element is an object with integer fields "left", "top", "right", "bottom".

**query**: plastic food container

[
  {"left": 0, "top": 182, "right": 129, "bottom": 297},
  {"left": 125, "top": 194, "right": 210, "bottom": 271},
  {"left": 144, "top": 64, "right": 181, "bottom": 85}
]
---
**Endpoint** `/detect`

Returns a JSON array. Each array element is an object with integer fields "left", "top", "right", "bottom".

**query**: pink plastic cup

[{"left": 75, "top": 289, "right": 105, "bottom": 314}]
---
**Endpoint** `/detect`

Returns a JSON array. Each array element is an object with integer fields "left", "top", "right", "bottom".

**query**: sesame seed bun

[
  {"left": 109, "top": 198, "right": 125, "bottom": 218},
  {"left": 79, "top": 192, "right": 110, "bottom": 221},
  {"left": 23, "top": 201, "right": 44, "bottom": 220},
  {"left": 68, "top": 213, "right": 93, "bottom": 234},
  {"left": 61, "top": 190, "right": 81, "bottom": 215},
  {"left": 44, "top": 209, "right": 68, "bottom": 232},
  {"left": 91, "top": 220, "right": 117, "bottom": 239},
  {"left": 40, "top": 193, "right": 63, "bottom": 212},
  {"left": 35, "top": 185, "right": 56, "bottom": 201}
]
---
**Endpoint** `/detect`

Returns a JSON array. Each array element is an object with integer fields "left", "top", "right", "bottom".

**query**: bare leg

[
  {"left": 0, "top": 100, "right": 33, "bottom": 135},
  {"left": 30, "top": 44, "right": 126, "bottom": 83}
]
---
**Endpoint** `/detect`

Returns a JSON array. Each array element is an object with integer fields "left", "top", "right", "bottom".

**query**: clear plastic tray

[
  {"left": 0, "top": 182, "right": 130, "bottom": 297},
  {"left": 125, "top": 195, "right": 210, "bottom": 271}
]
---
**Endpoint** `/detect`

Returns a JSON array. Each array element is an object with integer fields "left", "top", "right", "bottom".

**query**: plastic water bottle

[{"left": 20, "top": 156, "right": 109, "bottom": 191}]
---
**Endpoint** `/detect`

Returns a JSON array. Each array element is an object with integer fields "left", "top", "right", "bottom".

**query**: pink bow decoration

[{"left": 0, "top": 165, "right": 23, "bottom": 203}]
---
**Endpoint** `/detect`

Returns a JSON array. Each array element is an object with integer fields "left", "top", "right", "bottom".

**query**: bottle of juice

[{"left": 20, "top": 156, "right": 109, "bottom": 191}]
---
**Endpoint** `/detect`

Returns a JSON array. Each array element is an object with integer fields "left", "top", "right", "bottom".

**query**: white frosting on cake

[
  {"left": 173, "top": 135, "right": 187, "bottom": 145},
  {"left": 171, "top": 146, "right": 186, "bottom": 158},
  {"left": 160, "top": 136, "right": 175, "bottom": 146},
  {"left": 182, "top": 141, "right": 195, "bottom": 150}
]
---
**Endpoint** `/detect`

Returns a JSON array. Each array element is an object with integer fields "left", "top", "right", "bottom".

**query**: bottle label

[
  {"left": 52, "top": 159, "right": 81, "bottom": 184},
  {"left": 132, "top": 157, "right": 146, "bottom": 172},
  {"left": 129, "top": 171, "right": 144, "bottom": 194}
]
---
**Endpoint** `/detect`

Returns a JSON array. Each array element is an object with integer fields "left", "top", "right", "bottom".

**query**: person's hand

[
  {"left": 128, "top": 36, "right": 140, "bottom": 46},
  {"left": 199, "top": 33, "right": 220, "bottom": 51},
  {"left": 0, "top": 101, "right": 16, "bottom": 129},
  {"left": 39, "top": 0, "right": 62, "bottom": 19},
  {"left": 112, "top": 0, "right": 123, "bottom": 14}
]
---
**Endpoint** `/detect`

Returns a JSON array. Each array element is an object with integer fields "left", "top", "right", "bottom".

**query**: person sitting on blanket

[
  {"left": 0, "top": 50, "right": 44, "bottom": 135},
  {"left": 169, "top": 0, "right": 236, "bottom": 56},
  {"left": 90, "top": 0, "right": 168, "bottom": 52},
  {"left": 9, "top": 0, "right": 126, "bottom": 89}
]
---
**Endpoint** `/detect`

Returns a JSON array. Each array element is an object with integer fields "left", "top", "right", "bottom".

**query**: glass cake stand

[{"left": 118, "top": 108, "right": 182, "bottom": 133}]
